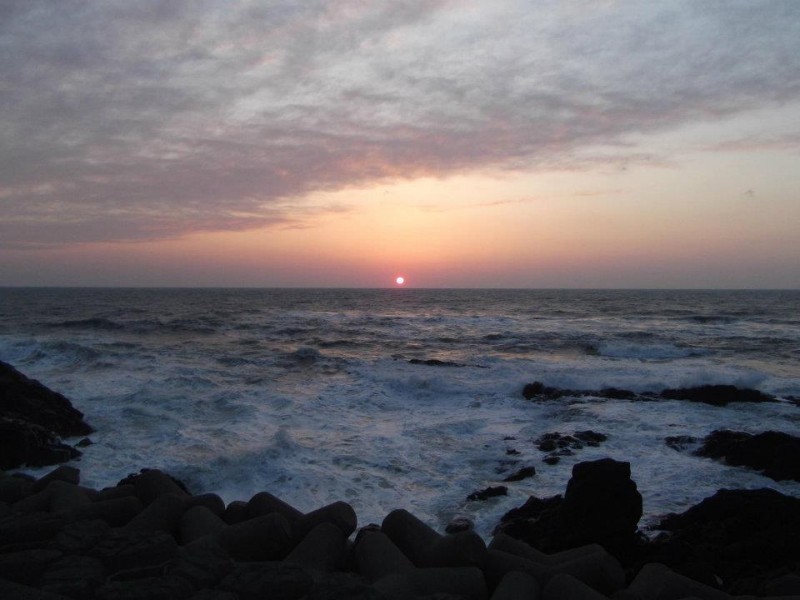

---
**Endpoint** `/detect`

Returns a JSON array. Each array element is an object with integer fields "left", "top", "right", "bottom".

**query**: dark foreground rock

[
  {"left": 648, "top": 488, "right": 800, "bottom": 595},
  {"left": 0, "top": 361, "right": 93, "bottom": 470},
  {"left": 0, "top": 465, "right": 635, "bottom": 600},
  {"left": 694, "top": 429, "right": 800, "bottom": 482},
  {"left": 3, "top": 462, "right": 799, "bottom": 599},
  {"left": 496, "top": 458, "right": 644, "bottom": 566}
]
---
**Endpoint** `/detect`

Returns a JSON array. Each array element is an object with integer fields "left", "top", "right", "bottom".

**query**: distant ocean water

[{"left": 1, "top": 288, "right": 798, "bottom": 535}]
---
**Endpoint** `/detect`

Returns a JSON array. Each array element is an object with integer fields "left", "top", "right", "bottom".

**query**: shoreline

[{"left": 2, "top": 462, "right": 799, "bottom": 599}]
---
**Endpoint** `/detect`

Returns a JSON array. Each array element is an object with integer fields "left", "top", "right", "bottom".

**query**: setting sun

[{"left": 395, "top": 276, "right": 405, "bottom": 285}]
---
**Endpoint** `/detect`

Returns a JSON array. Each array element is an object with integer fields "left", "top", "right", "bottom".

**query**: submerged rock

[
  {"left": 409, "top": 358, "right": 465, "bottom": 367},
  {"left": 467, "top": 486, "right": 508, "bottom": 502},
  {"left": 521, "top": 380, "right": 774, "bottom": 407},
  {"left": 535, "top": 430, "right": 608, "bottom": 464},
  {"left": 502, "top": 466, "right": 536, "bottom": 482},
  {"left": 660, "top": 384, "right": 774, "bottom": 406}
]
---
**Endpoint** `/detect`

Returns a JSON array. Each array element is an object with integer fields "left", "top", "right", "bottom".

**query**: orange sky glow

[{"left": 1, "top": 3, "right": 798, "bottom": 288}]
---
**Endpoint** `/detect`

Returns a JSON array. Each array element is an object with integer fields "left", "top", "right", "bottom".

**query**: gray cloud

[{"left": 2, "top": 0, "right": 800, "bottom": 246}]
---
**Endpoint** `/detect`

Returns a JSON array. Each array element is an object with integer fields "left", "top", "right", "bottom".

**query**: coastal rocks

[
  {"left": 0, "top": 463, "right": 635, "bottom": 599},
  {"left": 4, "top": 462, "right": 799, "bottom": 598},
  {"left": 496, "top": 458, "right": 644, "bottom": 565},
  {"left": 0, "top": 360, "right": 93, "bottom": 470},
  {"left": 409, "top": 358, "right": 465, "bottom": 367},
  {"left": 521, "top": 380, "right": 776, "bottom": 406},
  {"left": 664, "top": 435, "right": 698, "bottom": 452},
  {"left": 649, "top": 488, "right": 800, "bottom": 594},
  {"left": 0, "top": 418, "right": 82, "bottom": 470},
  {"left": 467, "top": 486, "right": 508, "bottom": 502},
  {"left": 501, "top": 466, "right": 536, "bottom": 482},
  {"left": 535, "top": 431, "right": 608, "bottom": 464},
  {"left": 660, "top": 384, "right": 774, "bottom": 406},
  {"left": 694, "top": 429, "right": 800, "bottom": 482}
]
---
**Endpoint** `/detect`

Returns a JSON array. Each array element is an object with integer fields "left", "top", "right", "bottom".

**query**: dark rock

[
  {"left": 0, "top": 512, "right": 68, "bottom": 548},
  {"left": 304, "top": 572, "right": 383, "bottom": 600},
  {"left": 502, "top": 466, "right": 536, "bottom": 482},
  {"left": 0, "top": 360, "right": 93, "bottom": 437},
  {"left": 90, "top": 529, "right": 179, "bottom": 574},
  {"left": 535, "top": 432, "right": 580, "bottom": 453},
  {"left": 467, "top": 486, "right": 508, "bottom": 501},
  {"left": 32, "top": 466, "right": 81, "bottom": 493},
  {"left": 650, "top": 488, "right": 800, "bottom": 594},
  {"left": 409, "top": 359, "right": 464, "bottom": 367},
  {"left": 0, "top": 578, "right": 72, "bottom": 600},
  {"left": 694, "top": 429, "right": 800, "bottom": 482},
  {"left": 665, "top": 435, "right": 698, "bottom": 452},
  {"left": 0, "top": 361, "right": 93, "bottom": 470},
  {"left": 216, "top": 513, "right": 292, "bottom": 561},
  {"left": 218, "top": 562, "right": 313, "bottom": 600},
  {"left": 522, "top": 381, "right": 568, "bottom": 400},
  {"left": 76, "top": 438, "right": 93, "bottom": 448},
  {"left": 40, "top": 555, "right": 106, "bottom": 598},
  {"left": 222, "top": 500, "right": 248, "bottom": 525},
  {"left": 494, "top": 459, "right": 518, "bottom": 474},
  {"left": 444, "top": 516, "right": 474, "bottom": 534},
  {"left": 171, "top": 539, "right": 233, "bottom": 590},
  {"left": 660, "top": 384, "right": 774, "bottom": 406},
  {"left": 187, "top": 592, "right": 238, "bottom": 600},
  {"left": 597, "top": 388, "right": 637, "bottom": 400},
  {"left": 562, "top": 459, "right": 642, "bottom": 544},
  {"left": 117, "top": 469, "right": 191, "bottom": 505},
  {"left": 0, "top": 418, "right": 82, "bottom": 470},
  {"left": 504, "top": 448, "right": 520, "bottom": 456},
  {"left": 0, "top": 549, "right": 63, "bottom": 585},
  {"left": 496, "top": 458, "right": 643, "bottom": 565},
  {"left": 543, "top": 455, "right": 560, "bottom": 465},
  {"left": 285, "top": 522, "right": 348, "bottom": 572},
  {"left": 292, "top": 501, "right": 357, "bottom": 542},
  {"left": 0, "top": 475, "right": 34, "bottom": 503},
  {"left": 497, "top": 493, "right": 562, "bottom": 528},
  {"left": 246, "top": 491, "right": 303, "bottom": 523},
  {"left": 52, "top": 519, "right": 111, "bottom": 555},
  {"left": 95, "top": 575, "right": 195, "bottom": 600}
]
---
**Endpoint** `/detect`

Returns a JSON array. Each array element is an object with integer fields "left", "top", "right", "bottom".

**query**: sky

[{"left": 1, "top": 0, "right": 799, "bottom": 288}]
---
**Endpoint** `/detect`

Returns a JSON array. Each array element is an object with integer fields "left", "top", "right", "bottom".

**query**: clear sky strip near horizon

[{"left": 1, "top": 1, "right": 799, "bottom": 288}]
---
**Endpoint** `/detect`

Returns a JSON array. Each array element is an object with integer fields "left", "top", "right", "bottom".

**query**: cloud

[{"left": 2, "top": 0, "right": 800, "bottom": 246}]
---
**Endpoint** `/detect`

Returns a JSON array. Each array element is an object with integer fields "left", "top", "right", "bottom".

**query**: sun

[{"left": 395, "top": 276, "right": 405, "bottom": 286}]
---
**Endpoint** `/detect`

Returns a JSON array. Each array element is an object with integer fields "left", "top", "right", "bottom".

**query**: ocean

[{"left": 1, "top": 288, "right": 798, "bottom": 536}]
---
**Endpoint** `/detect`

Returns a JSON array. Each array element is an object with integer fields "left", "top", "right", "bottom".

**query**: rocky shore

[
  {"left": 2, "top": 463, "right": 799, "bottom": 599},
  {"left": 2, "top": 361, "right": 799, "bottom": 599}
]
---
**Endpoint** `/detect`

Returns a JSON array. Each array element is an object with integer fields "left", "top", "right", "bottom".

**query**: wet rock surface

[
  {"left": 2, "top": 461, "right": 799, "bottom": 598},
  {"left": 497, "top": 458, "right": 644, "bottom": 567},
  {"left": 694, "top": 429, "right": 800, "bottom": 482},
  {"left": 648, "top": 488, "right": 800, "bottom": 595},
  {"left": 522, "top": 380, "right": 777, "bottom": 406},
  {"left": 0, "top": 360, "right": 93, "bottom": 470}
]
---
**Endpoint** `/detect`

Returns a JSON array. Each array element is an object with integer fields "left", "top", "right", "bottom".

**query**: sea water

[{"left": 1, "top": 288, "right": 798, "bottom": 536}]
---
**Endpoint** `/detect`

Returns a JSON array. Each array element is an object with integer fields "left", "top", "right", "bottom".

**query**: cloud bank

[{"left": 2, "top": 0, "right": 800, "bottom": 246}]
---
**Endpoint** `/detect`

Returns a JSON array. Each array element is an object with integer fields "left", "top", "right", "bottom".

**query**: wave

[
  {"left": 49, "top": 317, "right": 124, "bottom": 331},
  {"left": 595, "top": 342, "right": 708, "bottom": 361}
]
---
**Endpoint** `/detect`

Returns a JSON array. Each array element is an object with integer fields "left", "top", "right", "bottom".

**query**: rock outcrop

[
  {"left": 694, "top": 429, "right": 800, "bottom": 482},
  {"left": 0, "top": 361, "right": 93, "bottom": 470},
  {"left": 521, "top": 380, "right": 776, "bottom": 406},
  {"left": 496, "top": 458, "right": 644, "bottom": 565}
]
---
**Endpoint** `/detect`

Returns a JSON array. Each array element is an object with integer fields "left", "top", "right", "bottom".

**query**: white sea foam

[{"left": 2, "top": 288, "right": 799, "bottom": 538}]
